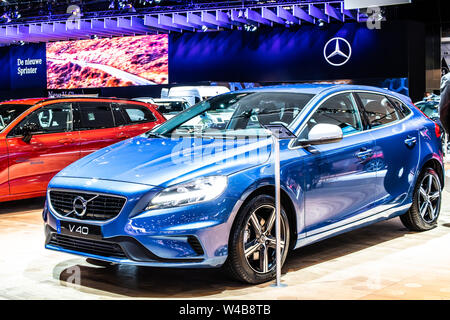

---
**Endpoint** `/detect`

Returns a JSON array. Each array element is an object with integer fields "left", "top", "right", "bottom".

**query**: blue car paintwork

[
  {"left": 44, "top": 84, "right": 444, "bottom": 268},
  {"left": 57, "top": 135, "right": 272, "bottom": 188}
]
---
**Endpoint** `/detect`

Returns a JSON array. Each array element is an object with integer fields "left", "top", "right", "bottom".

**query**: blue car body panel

[{"left": 44, "top": 84, "right": 444, "bottom": 268}]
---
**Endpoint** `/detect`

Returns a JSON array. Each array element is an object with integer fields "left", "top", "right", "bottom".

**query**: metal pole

[
  {"left": 273, "top": 135, "right": 283, "bottom": 287},
  {"left": 272, "top": 134, "right": 284, "bottom": 288},
  {"left": 264, "top": 126, "right": 292, "bottom": 288}
]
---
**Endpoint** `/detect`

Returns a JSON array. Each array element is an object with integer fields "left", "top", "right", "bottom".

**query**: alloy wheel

[
  {"left": 418, "top": 173, "right": 441, "bottom": 223},
  {"left": 242, "top": 204, "right": 287, "bottom": 274}
]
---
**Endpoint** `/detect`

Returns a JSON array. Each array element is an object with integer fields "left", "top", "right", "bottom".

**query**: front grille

[
  {"left": 48, "top": 234, "right": 127, "bottom": 259},
  {"left": 49, "top": 190, "right": 126, "bottom": 221}
]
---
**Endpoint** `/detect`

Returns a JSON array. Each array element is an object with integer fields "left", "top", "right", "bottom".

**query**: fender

[
  {"left": 415, "top": 152, "right": 444, "bottom": 186},
  {"left": 224, "top": 176, "right": 304, "bottom": 246}
]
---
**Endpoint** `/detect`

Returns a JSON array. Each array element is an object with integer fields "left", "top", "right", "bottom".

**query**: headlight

[{"left": 147, "top": 176, "right": 228, "bottom": 210}]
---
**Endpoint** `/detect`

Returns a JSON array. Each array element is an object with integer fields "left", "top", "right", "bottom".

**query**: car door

[
  {"left": 0, "top": 139, "right": 8, "bottom": 197},
  {"left": 7, "top": 102, "right": 80, "bottom": 195},
  {"left": 115, "top": 103, "right": 160, "bottom": 140},
  {"left": 299, "top": 92, "right": 379, "bottom": 235},
  {"left": 355, "top": 92, "right": 420, "bottom": 210},
  {"left": 75, "top": 101, "right": 118, "bottom": 158}
]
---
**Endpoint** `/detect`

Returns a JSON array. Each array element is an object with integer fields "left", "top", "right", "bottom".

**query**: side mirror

[
  {"left": 299, "top": 123, "right": 344, "bottom": 146},
  {"left": 19, "top": 122, "right": 39, "bottom": 143}
]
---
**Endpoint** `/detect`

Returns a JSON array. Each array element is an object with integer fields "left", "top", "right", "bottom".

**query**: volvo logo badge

[
  {"left": 324, "top": 37, "right": 352, "bottom": 67},
  {"left": 73, "top": 196, "right": 88, "bottom": 217}
]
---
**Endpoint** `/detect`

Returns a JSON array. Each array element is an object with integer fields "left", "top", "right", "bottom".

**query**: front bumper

[
  {"left": 44, "top": 176, "right": 240, "bottom": 268},
  {"left": 44, "top": 225, "right": 228, "bottom": 268}
]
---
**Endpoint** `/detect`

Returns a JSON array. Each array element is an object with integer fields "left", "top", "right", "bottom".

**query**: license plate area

[{"left": 60, "top": 221, "right": 102, "bottom": 240}]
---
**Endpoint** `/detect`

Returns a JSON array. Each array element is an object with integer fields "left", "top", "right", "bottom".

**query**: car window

[
  {"left": 156, "top": 101, "right": 186, "bottom": 115},
  {"left": 152, "top": 92, "right": 314, "bottom": 137},
  {"left": 77, "top": 102, "right": 115, "bottom": 130},
  {"left": 388, "top": 97, "right": 412, "bottom": 119},
  {"left": 299, "top": 93, "right": 363, "bottom": 139},
  {"left": 0, "top": 104, "right": 34, "bottom": 132},
  {"left": 15, "top": 103, "right": 73, "bottom": 134},
  {"left": 419, "top": 103, "right": 439, "bottom": 119},
  {"left": 357, "top": 93, "right": 402, "bottom": 128},
  {"left": 122, "top": 104, "right": 157, "bottom": 123},
  {"left": 112, "top": 105, "right": 127, "bottom": 126}
]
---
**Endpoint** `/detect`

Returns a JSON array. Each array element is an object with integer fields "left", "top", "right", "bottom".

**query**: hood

[{"left": 58, "top": 136, "right": 272, "bottom": 187}]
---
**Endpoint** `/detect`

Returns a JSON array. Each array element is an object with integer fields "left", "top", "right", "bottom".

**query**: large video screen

[
  {"left": 46, "top": 34, "right": 168, "bottom": 89},
  {"left": 169, "top": 23, "right": 409, "bottom": 83}
]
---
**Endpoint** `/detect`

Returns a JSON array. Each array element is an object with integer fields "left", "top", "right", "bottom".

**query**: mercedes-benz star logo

[
  {"left": 73, "top": 196, "right": 88, "bottom": 217},
  {"left": 324, "top": 37, "right": 352, "bottom": 67}
]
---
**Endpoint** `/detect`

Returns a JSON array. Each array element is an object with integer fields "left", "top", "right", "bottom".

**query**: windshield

[
  {"left": 151, "top": 91, "right": 314, "bottom": 137},
  {"left": 156, "top": 101, "right": 189, "bottom": 115},
  {"left": 0, "top": 104, "right": 34, "bottom": 132},
  {"left": 418, "top": 101, "right": 439, "bottom": 119}
]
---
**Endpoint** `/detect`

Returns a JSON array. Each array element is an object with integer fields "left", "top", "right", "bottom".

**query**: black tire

[
  {"left": 400, "top": 167, "right": 442, "bottom": 231},
  {"left": 225, "top": 194, "right": 290, "bottom": 284}
]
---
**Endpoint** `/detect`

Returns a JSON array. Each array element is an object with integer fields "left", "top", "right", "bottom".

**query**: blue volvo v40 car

[{"left": 44, "top": 85, "right": 444, "bottom": 284}]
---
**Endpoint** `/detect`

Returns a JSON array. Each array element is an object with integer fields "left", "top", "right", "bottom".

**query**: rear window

[
  {"left": 388, "top": 97, "right": 412, "bottom": 119},
  {"left": 357, "top": 93, "right": 402, "bottom": 128},
  {"left": 122, "top": 104, "right": 156, "bottom": 123},
  {"left": 77, "top": 102, "right": 115, "bottom": 130}
]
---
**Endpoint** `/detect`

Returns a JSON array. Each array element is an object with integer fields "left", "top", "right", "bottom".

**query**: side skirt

[{"left": 294, "top": 203, "right": 411, "bottom": 250}]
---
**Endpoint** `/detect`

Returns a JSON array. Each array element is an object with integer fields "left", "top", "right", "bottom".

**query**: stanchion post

[
  {"left": 273, "top": 134, "right": 282, "bottom": 287},
  {"left": 262, "top": 124, "right": 296, "bottom": 288}
]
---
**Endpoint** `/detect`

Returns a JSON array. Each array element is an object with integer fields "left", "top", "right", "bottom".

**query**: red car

[{"left": 0, "top": 97, "right": 165, "bottom": 202}]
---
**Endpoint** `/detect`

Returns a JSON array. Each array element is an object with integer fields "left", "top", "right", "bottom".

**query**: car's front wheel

[
  {"left": 225, "top": 194, "right": 290, "bottom": 284},
  {"left": 400, "top": 167, "right": 442, "bottom": 231}
]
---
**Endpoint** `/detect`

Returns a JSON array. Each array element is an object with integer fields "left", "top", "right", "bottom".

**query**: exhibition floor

[{"left": 1, "top": 190, "right": 450, "bottom": 300}]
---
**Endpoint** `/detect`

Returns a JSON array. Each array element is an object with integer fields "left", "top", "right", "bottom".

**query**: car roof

[
  {"left": 0, "top": 98, "right": 45, "bottom": 105},
  {"left": 169, "top": 86, "right": 230, "bottom": 94},
  {"left": 237, "top": 84, "right": 335, "bottom": 95},
  {"left": 152, "top": 98, "right": 187, "bottom": 102},
  {"left": 0, "top": 96, "right": 151, "bottom": 106},
  {"left": 236, "top": 84, "right": 411, "bottom": 101}
]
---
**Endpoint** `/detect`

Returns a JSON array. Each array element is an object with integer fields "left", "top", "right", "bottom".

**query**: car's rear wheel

[
  {"left": 225, "top": 194, "right": 290, "bottom": 284},
  {"left": 400, "top": 167, "right": 442, "bottom": 231}
]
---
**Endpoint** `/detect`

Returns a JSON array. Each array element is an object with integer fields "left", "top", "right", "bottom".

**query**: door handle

[
  {"left": 30, "top": 141, "right": 44, "bottom": 150},
  {"left": 356, "top": 148, "right": 373, "bottom": 160},
  {"left": 404, "top": 136, "right": 417, "bottom": 148},
  {"left": 58, "top": 138, "right": 74, "bottom": 144}
]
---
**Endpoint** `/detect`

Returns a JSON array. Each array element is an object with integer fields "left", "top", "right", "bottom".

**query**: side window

[
  {"left": 15, "top": 103, "right": 73, "bottom": 135},
  {"left": 388, "top": 97, "right": 412, "bottom": 119},
  {"left": 299, "top": 93, "right": 363, "bottom": 140},
  {"left": 112, "top": 104, "right": 127, "bottom": 126},
  {"left": 122, "top": 104, "right": 157, "bottom": 124},
  {"left": 76, "top": 102, "right": 115, "bottom": 130},
  {"left": 357, "top": 93, "right": 401, "bottom": 128}
]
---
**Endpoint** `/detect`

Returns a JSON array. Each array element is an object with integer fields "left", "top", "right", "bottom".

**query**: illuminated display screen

[{"left": 46, "top": 34, "right": 168, "bottom": 89}]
